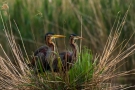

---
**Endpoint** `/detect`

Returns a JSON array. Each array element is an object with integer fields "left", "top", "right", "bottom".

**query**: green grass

[
  {"left": 24, "top": 47, "right": 94, "bottom": 90},
  {"left": 0, "top": 0, "right": 134, "bottom": 54},
  {"left": 1, "top": 13, "right": 135, "bottom": 89},
  {"left": 28, "top": 47, "right": 94, "bottom": 89}
]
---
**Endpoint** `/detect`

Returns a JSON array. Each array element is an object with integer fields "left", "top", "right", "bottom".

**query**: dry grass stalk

[
  {"left": 0, "top": 12, "right": 32, "bottom": 90},
  {"left": 0, "top": 3, "right": 135, "bottom": 90},
  {"left": 83, "top": 7, "right": 135, "bottom": 90}
]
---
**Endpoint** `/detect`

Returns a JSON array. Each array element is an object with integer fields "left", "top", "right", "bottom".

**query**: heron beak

[
  {"left": 52, "top": 35, "right": 66, "bottom": 38},
  {"left": 76, "top": 36, "right": 83, "bottom": 39}
]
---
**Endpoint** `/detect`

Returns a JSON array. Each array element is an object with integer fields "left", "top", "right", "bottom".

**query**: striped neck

[
  {"left": 69, "top": 38, "right": 78, "bottom": 59},
  {"left": 45, "top": 38, "right": 55, "bottom": 51}
]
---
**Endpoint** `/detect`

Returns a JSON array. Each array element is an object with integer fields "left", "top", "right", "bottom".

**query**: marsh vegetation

[{"left": 0, "top": 0, "right": 135, "bottom": 90}]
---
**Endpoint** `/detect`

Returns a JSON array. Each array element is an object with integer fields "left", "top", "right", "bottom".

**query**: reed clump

[{"left": 0, "top": 4, "right": 135, "bottom": 89}]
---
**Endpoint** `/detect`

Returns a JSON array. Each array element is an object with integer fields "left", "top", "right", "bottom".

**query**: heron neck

[
  {"left": 46, "top": 40, "right": 55, "bottom": 51},
  {"left": 70, "top": 42, "right": 78, "bottom": 59}
]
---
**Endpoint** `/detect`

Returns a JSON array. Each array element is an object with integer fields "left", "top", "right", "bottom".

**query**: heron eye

[{"left": 46, "top": 36, "right": 51, "bottom": 39}]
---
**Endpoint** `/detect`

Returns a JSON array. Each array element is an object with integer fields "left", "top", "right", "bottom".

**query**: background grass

[{"left": 0, "top": 0, "right": 135, "bottom": 89}]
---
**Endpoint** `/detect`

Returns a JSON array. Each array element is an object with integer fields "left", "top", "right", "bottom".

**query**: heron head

[
  {"left": 45, "top": 32, "right": 66, "bottom": 43},
  {"left": 69, "top": 34, "right": 83, "bottom": 44},
  {"left": 69, "top": 34, "right": 83, "bottom": 40}
]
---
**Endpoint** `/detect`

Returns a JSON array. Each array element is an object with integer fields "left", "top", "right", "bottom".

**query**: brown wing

[
  {"left": 52, "top": 51, "right": 72, "bottom": 72},
  {"left": 30, "top": 45, "right": 50, "bottom": 67},
  {"left": 34, "top": 45, "right": 49, "bottom": 56}
]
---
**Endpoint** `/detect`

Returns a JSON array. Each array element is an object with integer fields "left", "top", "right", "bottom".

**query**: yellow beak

[
  {"left": 52, "top": 35, "right": 66, "bottom": 38},
  {"left": 76, "top": 36, "right": 83, "bottom": 39}
]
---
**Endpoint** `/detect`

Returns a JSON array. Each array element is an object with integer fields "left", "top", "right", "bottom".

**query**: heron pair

[{"left": 31, "top": 32, "right": 83, "bottom": 72}]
